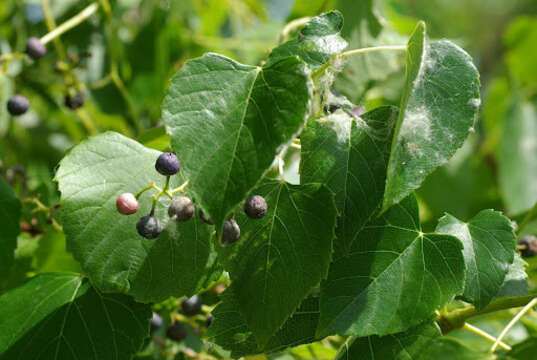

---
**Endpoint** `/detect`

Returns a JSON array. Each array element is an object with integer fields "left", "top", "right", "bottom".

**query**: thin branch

[
  {"left": 40, "top": 3, "right": 100, "bottom": 45},
  {"left": 338, "top": 45, "right": 407, "bottom": 59},
  {"left": 490, "top": 297, "right": 537, "bottom": 352},
  {"left": 463, "top": 323, "right": 511, "bottom": 351}
]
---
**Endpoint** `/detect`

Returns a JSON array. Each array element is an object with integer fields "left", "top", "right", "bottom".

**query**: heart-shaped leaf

[
  {"left": 216, "top": 180, "right": 336, "bottom": 346},
  {"left": 162, "top": 54, "right": 310, "bottom": 233},
  {"left": 316, "top": 195, "right": 465, "bottom": 338},
  {"left": 56, "top": 132, "right": 220, "bottom": 302},
  {"left": 300, "top": 106, "right": 398, "bottom": 255},
  {"left": 334, "top": 322, "right": 440, "bottom": 360},
  {"left": 0, "top": 177, "right": 20, "bottom": 285},
  {"left": 382, "top": 22, "right": 481, "bottom": 211},
  {"left": 0, "top": 273, "right": 151, "bottom": 359},
  {"left": 269, "top": 11, "right": 347, "bottom": 68},
  {"left": 207, "top": 288, "right": 320, "bottom": 357},
  {"left": 436, "top": 210, "right": 516, "bottom": 309}
]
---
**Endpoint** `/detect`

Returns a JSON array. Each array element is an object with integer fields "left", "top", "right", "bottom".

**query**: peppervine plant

[{"left": 1, "top": 5, "right": 537, "bottom": 360}]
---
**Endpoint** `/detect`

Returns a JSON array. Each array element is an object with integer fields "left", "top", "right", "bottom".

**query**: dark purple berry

[
  {"left": 168, "top": 197, "right": 194, "bottom": 221},
  {"left": 198, "top": 209, "right": 213, "bottom": 225},
  {"left": 136, "top": 215, "right": 162, "bottom": 239},
  {"left": 155, "top": 152, "right": 181, "bottom": 176},
  {"left": 65, "top": 91, "right": 85, "bottom": 110},
  {"left": 222, "top": 219, "right": 240, "bottom": 244},
  {"left": 26, "top": 37, "right": 47, "bottom": 60},
  {"left": 182, "top": 295, "right": 202, "bottom": 316},
  {"left": 166, "top": 322, "right": 187, "bottom": 342},
  {"left": 7, "top": 95, "right": 29, "bottom": 116},
  {"left": 519, "top": 235, "right": 537, "bottom": 258},
  {"left": 244, "top": 195, "right": 267, "bottom": 219},
  {"left": 150, "top": 312, "right": 163, "bottom": 332},
  {"left": 206, "top": 314, "right": 214, "bottom": 327}
]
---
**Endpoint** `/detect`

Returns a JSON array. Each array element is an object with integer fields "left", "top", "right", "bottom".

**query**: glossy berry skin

[
  {"left": 182, "top": 295, "right": 202, "bottom": 316},
  {"left": 7, "top": 95, "right": 30, "bottom": 116},
  {"left": 244, "top": 195, "right": 267, "bottom": 219},
  {"left": 136, "top": 215, "right": 162, "bottom": 239},
  {"left": 519, "top": 235, "right": 537, "bottom": 258},
  {"left": 116, "top": 193, "right": 139, "bottom": 215},
  {"left": 168, "top": 197, "right": 194, "bottom": 221},
  {"left": 26, "top": 37, "right": 47, "bottom": 60},
  {"left": 155, "top": 152, "right": 181, "bottom": 176},
  {"left": 65, "top": 91, "right": 85, "bottom": 110},
  {"left": 198, "top": 209, "right": 213, "bottom": 225},
  {"left": 166, "top": 322, "right": 187, "bottom": 342},
  {"left": 150, "top": 312, "right": 163, "bottom": 332},
  {"left": 222, "top": 219, "right": 240, "bottom": 244}
]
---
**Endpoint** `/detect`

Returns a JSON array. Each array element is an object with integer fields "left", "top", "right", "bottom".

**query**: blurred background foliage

[{"left": 2, "top": 0, "right": 537, "bottom": 358}]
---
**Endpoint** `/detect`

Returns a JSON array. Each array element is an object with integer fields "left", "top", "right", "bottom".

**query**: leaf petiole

[
  {"left": 40, "top": 3, "right": 100, "bottom": 45},
  {"left": 338, "top": 45, "right": 407, "bottom": 59},
  {"left": 463, "top": 323, "right": 511, "bottom": 351},
  {"left": 490, "top": 297, "right": 537, "bottom": 352}
]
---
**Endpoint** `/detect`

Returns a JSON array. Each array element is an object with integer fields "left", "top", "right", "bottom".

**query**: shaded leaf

[
  {"left": 383, "top": 22, "right": 481, "bottom": 211},
  {"left": 300, "top": 106, "right": 398, "bottom": 255},
  {"left": 317, "top": 195, "right": 465, "bottom": 338},
  {"left": 334, "top": 322, "right": 440, "bottom": 360},
  {"left": 0, "top": 273, "right": 151, "bottom": 359},
  {"left": 436, "top": 210, "right": 516, "bottom": 309},
  {"left": 162, "top": 53, "right": 310, "bottom": 233},
  {"left": 0, "top": 177, "right": 21, "bottom": 286},
  {"left": 207, "top": 289, "right": 320, "bottom": 357},
  {"left": 421, "top": 338, "right": 494, "bottom": 360},
  {"left": 56, "top": 132, "right": 220, "bottom": 302},
  {"left": 497, "top": 253, "right": 527, "bottom": 298},
  {"left": 216, "top": 180, "right": 336, "bottom": 346}
]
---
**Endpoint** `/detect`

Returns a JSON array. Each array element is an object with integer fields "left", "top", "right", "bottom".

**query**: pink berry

[{"left": 116, "top": 193, "right": 139, "bottom": 215}]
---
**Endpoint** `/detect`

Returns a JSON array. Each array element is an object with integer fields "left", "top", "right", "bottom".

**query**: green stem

[
  {"left": 40, "top": 3, "right": 100, "bottom": 45},
  {"left": 490, "top": 297, "right": 537, "bottom": 352},
  {"left": 170, "top": 180, "right": 189, "bottom": 195},
  {"left": 279, "top": 16, "right": 312, "bottom": 43},
  {"left": 463, "top": 323, "right": 511, "bottom": 351},
  {"left": 135, "top": 181, "right": 159, "bottom": 199},
  {"left": 98, "top": 0, "right": 142, "bottom": 134},
  {"left": 442, "top": 294, "right": 537, "bottom": 331},
  {"left": 517, "top": 201, "right": 537, "bottom": 235},
  {"left": 40, "top": 0, "right": 67, "bottom": 60},
  {"left": 338, "top": 45, "right": 407, "bottom": 59}
]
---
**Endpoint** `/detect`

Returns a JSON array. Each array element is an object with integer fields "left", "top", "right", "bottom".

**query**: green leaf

[
  {"left": 497, "top": 100, "right": 537, "bottom": 215},
  {"left": 0, "top": 273, "right": 151, "bottom": 359},
  {"left": 316, "top": 194, "right": 465, "bottom": 338},
  {"left": 55, "top": 132, "right": 220, "bottom": 302},
  {"left": 0, "top": 177, "right": 21, "bottom": 286},
  {"left": 505, "top": 338, "right": 537, "bottom": 359},
  {"left": 334, "top": 322, "right": 441, "bottom": 360},
  {"left": 162, "top": 53, "right": 310, "bottom": 233},
  {"left": 207, "top": 289, "right": 320, "bottom": 357},
  {"left": 382, "top": 22, "right": 481, "bottom": 211},
  {"left": 269, "top": 11, "right": 347, "bottom": 68},
  {"left": 421, "top": 338, "right": 494, "bottom": 360},
  {"left": 216, "top": 180, "right": 336, "bottom": 346},
  {"left": 497, "top": 254, "right": 528, "bottom": 298},
  {"left": 300, "top": 106, "right": 398, "bottom": 255},
  {"left": 436, "top": 210, "right": 516, "bottom": 308}
]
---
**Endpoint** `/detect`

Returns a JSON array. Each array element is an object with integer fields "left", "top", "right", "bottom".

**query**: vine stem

[
  {"left": 338, "top": 45, "right": 407, "bottom": 59},
  {"left": 490, "top": 297, "right": 537, "bottom": 353},
  {"left": 40, "top": 3, "right": 100, "bottom": 45},
  {"left": 517, "top": 201, "right": 537, "bottom": 235},
  {"left": 463, "top": 323, "right": 511, "bottom": 351},
  {"left": 441, "top": 294, "right": 537, "bottom": 330}
]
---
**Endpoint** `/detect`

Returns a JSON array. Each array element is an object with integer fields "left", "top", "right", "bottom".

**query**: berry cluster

[
  {"left": 116, "top": 152, "right": 268, "bottom": 244},
  {"left": 150, "top": 295, "right": 213, "bottom": 344},
  {"left": 5, "top": 37, "right": 85, "bottom": 117}
]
